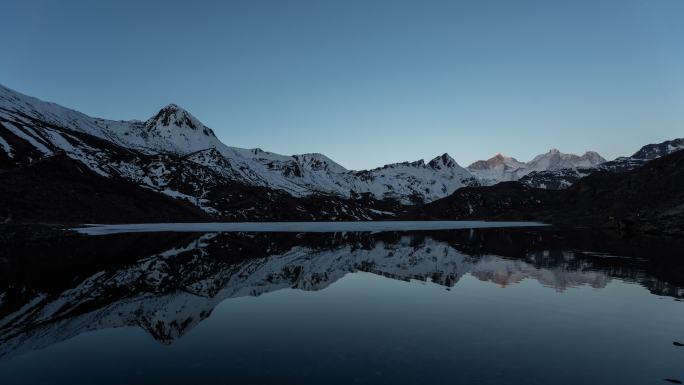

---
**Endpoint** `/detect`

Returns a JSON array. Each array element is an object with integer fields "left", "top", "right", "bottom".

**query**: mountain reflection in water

[{"left": 0, "top": 227, "right": 683, "bottom": 385}]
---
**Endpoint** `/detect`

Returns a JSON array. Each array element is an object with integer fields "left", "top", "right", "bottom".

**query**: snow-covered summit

[
  {"left": 468, "top": 153, "right": 525, "bottom": 170},
  {"left": 428, "top": 153, "right": 459, "bottom": 169},
  {"left": 145, "top": 104, "right": 216, "bottom": 137},
  {"left": 353, "top": 155, "right": 476, "bottom": 202},
  {"left": 526, "top": 148, "right": 605, "bottom": 172},
  {"left": 137, "top": 103, "right": 226, "bottom": 155},
  {"left": 468, "top": 149, "right": 606, "bottom": 184},
  {"left": 467, "top": 153, "right": 526, "bottom": 183},
  {"left": 581, "top": 150, "right": 605, "bottom": 164}
]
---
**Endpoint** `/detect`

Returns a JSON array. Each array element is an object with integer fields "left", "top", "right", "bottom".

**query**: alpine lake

[{"left": 1, "top": 221, "right": 683, "bottom": 385}]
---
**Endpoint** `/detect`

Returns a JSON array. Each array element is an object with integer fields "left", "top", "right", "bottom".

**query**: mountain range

[
  {"left": 467, "top": 149, "right": 605, "bottom": 185},
  {"left": 1, "top": 84, "right": 683, "bottom": 230},
  {"left": 0, "top": 84, "right": 478, "bottom": 206}
]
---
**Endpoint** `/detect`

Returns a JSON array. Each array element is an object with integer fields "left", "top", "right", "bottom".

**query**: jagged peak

[
  {"left": 468, "top": 153, "right": 523, "bottom": 170},
  {"left": 581, "top": 151, "right": 606, "bottom": 163},
  {"left": 153, "top": 103, "right": 190, "bottom": 121},
  {"left": 371, "top": 159, "right": 426, "bottom": 171},
  {"left": 532, "top": 148, "right": 605, "bottom": 164},
  {"left": 428, "top": 153, "right": 458, "bottom": 169},
  {"left": 489, "top": 152, "right": 523, "bottom": 163},
  {"left": 145, "top": 104, "right": 216, "bottom": 138},
  {"left": 530, "top": 148, "right": 564, "bottom": 162}
]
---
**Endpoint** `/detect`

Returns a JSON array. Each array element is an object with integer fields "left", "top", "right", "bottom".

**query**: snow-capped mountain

[
  {"left": 139, "top": 103, "right": 221, "bottom": 154},
  {"left": 467, "top": 149, "right": 606, "bottom": 185},
  {"left": 526, "top": 149, "right": 605, "bottom": 172},
  {"left": 520, "top": 139, "right": 684, "bottom": 189},
  {"left": 353, "top": 154, "right": 479, "bottom": 203},
  {"left": 599, "top": 137, "right": 684, "bottom": 173},
  {"left": 1, "top": 83, "right": 681, "bottom": 219},
  {"left": 467, "top": 153, "right": 527, "bottom": 183},
  {"left": 0, "top": 84, "right": 477, "bottom": 212}
]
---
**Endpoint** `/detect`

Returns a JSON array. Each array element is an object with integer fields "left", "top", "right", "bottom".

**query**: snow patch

[
  {"left": 0, "top": 134, "right": 13, "bottom": 158},
  {"left": 3, "top": 122, "right": 53, "bottom": 155}
]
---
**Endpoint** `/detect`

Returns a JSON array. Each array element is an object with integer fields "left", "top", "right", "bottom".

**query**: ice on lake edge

[{"left": 72, "top": 221, "right": 547, "bottom": 236}]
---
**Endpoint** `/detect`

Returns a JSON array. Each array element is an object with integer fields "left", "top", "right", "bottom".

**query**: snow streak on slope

[{"left": 0, "top": 134, "right": 12, "bottom": 158}]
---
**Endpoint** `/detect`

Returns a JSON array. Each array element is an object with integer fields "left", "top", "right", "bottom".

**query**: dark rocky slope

[
  {"left": 0, "top": 154, "right": 402, "bottom": 224},
  {"left": 0, "top": 155, "right": 206, "bottom": 223}
]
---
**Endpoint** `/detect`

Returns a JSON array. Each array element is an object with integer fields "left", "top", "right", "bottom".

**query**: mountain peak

[
  {"left": 155, "top": 103, "right": 190, "bottom": 121},
  {"left": 428, "top": 153, "right": 458, "bottom": 169},
  {"left": 467, "top": 153, "right": 523, "bottom": 171},
  {"left": 146, "top": 104, "right": 215, "bottom": 137},
  {"left": 161, "top": 103, "right": 182, "bottom": 111},
  {"left": 581, "top": 151, "right": 606, "bottom": 163}
]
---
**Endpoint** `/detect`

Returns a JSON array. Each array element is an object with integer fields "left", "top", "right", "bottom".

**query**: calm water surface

[
  {"left": 0, "top": 225, "right": 683, "bottom": 384},
  {"left": 71, "top": 220, "right": 546, "bottom": 235}
]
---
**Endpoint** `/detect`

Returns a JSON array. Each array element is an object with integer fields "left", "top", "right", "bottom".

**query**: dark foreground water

[{"left": 0, "top": 225, "right": 683, "bottom": 384}]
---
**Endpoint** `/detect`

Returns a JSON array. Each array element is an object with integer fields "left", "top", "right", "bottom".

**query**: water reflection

[{"left": 1, "top": 227, "right": 682, "bottom": 362}]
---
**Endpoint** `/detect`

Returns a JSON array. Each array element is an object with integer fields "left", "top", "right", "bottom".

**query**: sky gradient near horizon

[{"left": 1, "top": 0, "right": 683, "bottom": 169}]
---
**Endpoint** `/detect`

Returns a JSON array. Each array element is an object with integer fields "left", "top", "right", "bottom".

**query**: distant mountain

[
  {"left": 526, "top": 148, "right": 605, "bottom": 172},
  {"left": 467, "top": 149, "right": 606, "bottom": 185},
  {"left": 599, "top": 137, "right": 684, "bottom": 173},
  {"left": 520, "top": 138, "right": 684, "bottom": 189},
  {"left": 466, "top": 153, "right": 526, "bottom": 183},
  {"left": 517, "top": 168, "right": 595, "bottom": 190},
  {"left": 353, "top": 154, "right": 478, "bottom": 203},
  {"left": 419, "top": 149, "right": 684, "bottom": 236}
]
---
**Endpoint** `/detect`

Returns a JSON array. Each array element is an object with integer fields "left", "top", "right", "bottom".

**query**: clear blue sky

[{"left": 1, "top": 0, "right": 682, "bottom": 169}]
